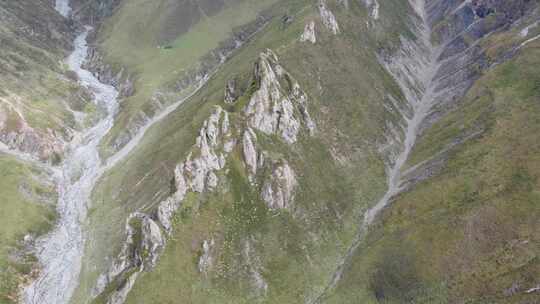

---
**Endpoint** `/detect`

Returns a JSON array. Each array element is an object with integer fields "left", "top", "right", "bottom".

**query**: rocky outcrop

[
  {"left": 180, "top": 108, "right": 230, "bottom": 193},
  {"left": 242, "top": 128, "right": 259, "bottom": 177},
  {"left": 94, "top": 50, "right": 316, "bottom": 303},
  {"left": 158, "top": 106, "right": 232, "bottom": 233},
  {"left": 84, "top": 48, "right": 135, "bottom": 98},
  {"left": 245, "top": 49, "right": 316, "bottom": 144},
  {"left": 140, "top": 217, "right": 165, "bottom": 269},
  {"left": 300, "top": 21, "right": 317, "bottom": 44},
  {"left": 318, "top": 0, "right": 340, "bottom": 35},
  {"left": 92, "top": 213, "right": 164, "bottom": 304},
  {"left": 261, "top": 161, "right": 297, "bottom": 210}
]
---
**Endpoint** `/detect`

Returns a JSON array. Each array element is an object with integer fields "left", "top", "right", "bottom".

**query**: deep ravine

[
  {"left": 309, "top": 0, "right": 441, "bottom": 302},
  {"left": 23, "top": 1, "right": 120, "bottom": 303}
]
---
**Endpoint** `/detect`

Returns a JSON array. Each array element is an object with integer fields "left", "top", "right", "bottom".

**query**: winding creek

[{"left": 23, "top": 2, "right": 120, "bottom": 302}]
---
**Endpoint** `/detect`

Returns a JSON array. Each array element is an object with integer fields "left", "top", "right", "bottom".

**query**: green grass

[
  {"left": 0, "top": 0, "right": 94, "bottom": 161},
  {"left": 75, "top": 0, "right": 422, "bottom": 302},
  {"left": 0, "top": 156, "right": 57, "bottom": 304},
  {"left": 96, "top": 0, "right": 280, "bottom": 154},
  {"left": 325, "top": 36, "right": 540, "bottom": 304}
]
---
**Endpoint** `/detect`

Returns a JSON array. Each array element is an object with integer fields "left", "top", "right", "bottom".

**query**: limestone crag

[
  {"left": 245, "top": 49, "right": 316, "bottom": 144},
  {"left": 94, "top": 50, "right": 316, "bottom": 303},
  {"left": 224, "top": 79, "right": 238, "bottom": 103}
]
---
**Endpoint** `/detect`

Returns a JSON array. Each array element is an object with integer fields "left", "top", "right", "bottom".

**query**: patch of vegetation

[
  {"left": 78, "top": 0, "right": 439, "bottom": 303},
  {"left": 326, "top": 38, "right": 540, "bottom": 304},
  {"left": 0, "top": 156, "right": 56, "bottom": 303},
  {"left": 96, "top": 0, "right": 280, "bottom": 153}
]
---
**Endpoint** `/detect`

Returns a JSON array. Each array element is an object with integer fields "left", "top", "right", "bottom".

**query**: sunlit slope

[
  {"left": 76, "top": 0, "right": 419, "bottom": 303},
  {"left": 326, "top": 11, "right": 540, "bottom": 304},
  {"left": 95, "top": 0, "right": 280, "bottom": 155}
]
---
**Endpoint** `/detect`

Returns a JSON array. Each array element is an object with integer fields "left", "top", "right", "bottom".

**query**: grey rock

[
  {"left": 261, "top": 161, "right": 297, "bottom": 210},
  {"left": 318, "top": 0, "right": 340, "bottom": 34},
  {"left": 300, "top": 21, "right": 317, "bottom": 44}
]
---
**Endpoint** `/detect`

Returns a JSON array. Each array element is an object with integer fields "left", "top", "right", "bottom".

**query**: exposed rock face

[
  {"left": 140, "top": 217, "right": 165, "bottom": 269},
  {"left": 245, "top": 49, "right": 316, "bottom": 144},
  {"left": 92, "top": 213, "right": 143, "bottom": 299},
  {"left": 159, "top": 106, "right": 232, "bottom": 233},
  {"left": 261, "top": 161, "right": 297, "bottom": 210},
  {"left": 95, "top": 50, "right": 316, "bottom": 303},
  {"left": 84, "top": 48, "right": 135, "bottom": 99},
  {"left": 242, "top": 128, "right": 259, "bottom": 177},
  {"left": 300, "top": 21, "right": 317, "bottom": 44},
  {"left": 318, "top": 0, "right": 340, "bottom": 35},
  {"left": 94, "top": 215, "right": 163, "bottom": 304},
  {"left": 182, "top": 107, "right": 230, "bottom": 193}
]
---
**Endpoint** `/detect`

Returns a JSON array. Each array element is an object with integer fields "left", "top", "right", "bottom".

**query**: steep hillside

[
  {"left": 2, "top": 0, "right": 539, "bottom": 304},
  {"left": 0, "top": 155, "right": 57, "bottom": 303},
  {"left": 0, "top": 0, "right": 89, "bottom": 302},
  {"left": 77, "top": 0, "right": 540, "bottom": 303},
  {"left": 325, "top": 0, "right": 540, "bottom": 303},
  {"left": 73, "top": 0, "right": 411, "bottom": 303},
  {"left": 0, "top": 0, "right": 93, "bottom": 163},
  {"left": 87, "top": 0, "right": 280, "bottom": 158}
]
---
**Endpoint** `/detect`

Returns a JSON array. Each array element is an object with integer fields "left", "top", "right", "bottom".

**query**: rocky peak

[
  {"left": 94, "top": 49, "right": 317, "bottom": 303},
  {"left": 245, "top": 49, "right": 316, "bottom": 144}
]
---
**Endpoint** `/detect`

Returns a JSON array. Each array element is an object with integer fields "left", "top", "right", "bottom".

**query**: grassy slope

[
  {"left": 96, "top": 0, "right": 280, "bottom": 154},
  {"left": 76, "top": 0, "right": 424, "bottom": 303},
  {"left": 325, "top": 34, "right": 540, "bottom": 304},
  {"left": 0, "top": 0, "right": 91, "bottom": 138},
  {"left": 0, "top": 1, "right": 90, "bottom": 302},
  {"left": 0, "top": 156, "right": 57, "bottom": 303}
]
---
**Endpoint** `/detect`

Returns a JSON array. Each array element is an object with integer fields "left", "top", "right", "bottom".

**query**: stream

[{"left": 23, "top": 2, "right": 120, "bottom": 302}]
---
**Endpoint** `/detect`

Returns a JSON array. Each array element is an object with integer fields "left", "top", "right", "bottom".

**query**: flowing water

[{"left": 23, "top": 8, "right": 120, "bottom": 303}]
